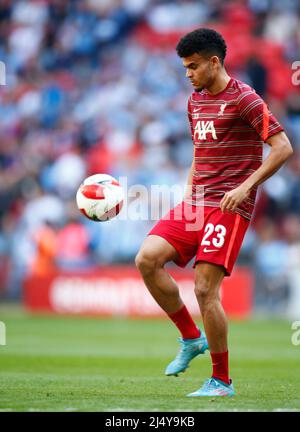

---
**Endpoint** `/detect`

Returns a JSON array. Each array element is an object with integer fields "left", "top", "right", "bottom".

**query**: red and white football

[{"left": 76, "top": 174, "right": 124, "bottom": 222}]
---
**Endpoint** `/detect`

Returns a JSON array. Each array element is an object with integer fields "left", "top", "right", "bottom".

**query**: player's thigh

[
  {"left": 136, "top": 234, "right": 179, "bottom": 267},
  {"left": 194, "top": 261, "right": 225, "bottom": 299}
]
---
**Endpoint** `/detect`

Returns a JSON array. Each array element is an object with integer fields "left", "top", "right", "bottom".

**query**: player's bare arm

[
  {"left": 183, "top": 156, "right": 195, "bottom": 201},
  {"left": 220, "top": 131, "right": 293, "bottom": 213}
]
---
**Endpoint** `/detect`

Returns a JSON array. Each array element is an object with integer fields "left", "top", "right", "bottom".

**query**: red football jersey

[{"left": 187, "top": 77, "right": 284, "bottom": 220}]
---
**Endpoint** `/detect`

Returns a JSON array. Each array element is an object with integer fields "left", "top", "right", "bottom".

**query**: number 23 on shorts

[{"left": 201, "top": 223, "right": 227, "bottom": 252}]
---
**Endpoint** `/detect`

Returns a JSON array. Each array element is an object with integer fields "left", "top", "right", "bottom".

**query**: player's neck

[{"left": 206, "top": 71, "right": 231, "bottom": 96}]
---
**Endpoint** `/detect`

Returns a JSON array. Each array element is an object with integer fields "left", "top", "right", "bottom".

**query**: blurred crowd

[{"left": 0, "top": 0, "right": 300, "bottom": 316}]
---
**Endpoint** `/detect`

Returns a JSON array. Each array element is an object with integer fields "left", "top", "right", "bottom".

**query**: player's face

[{"left": 182, "top": 53, "right": 219, "bottom": 91}]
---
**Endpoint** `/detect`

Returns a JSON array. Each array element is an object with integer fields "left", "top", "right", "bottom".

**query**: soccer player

[{"left": 135, "top": 28, "right": 293, "bottom": 397}]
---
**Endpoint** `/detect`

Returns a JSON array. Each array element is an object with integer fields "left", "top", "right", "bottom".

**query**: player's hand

[{"left": 220, "top": 185, "right": 250, "bottom": 213}]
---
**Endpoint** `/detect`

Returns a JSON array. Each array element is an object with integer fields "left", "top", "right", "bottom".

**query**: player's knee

[
  {"left": 194, "top": 278, "right": 212, "bottom": 306},
  {"left": 135, "top": 249, "right": 160, "bottom": 275}
]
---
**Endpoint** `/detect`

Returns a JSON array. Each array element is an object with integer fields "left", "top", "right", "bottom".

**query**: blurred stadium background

[
  {"left": 1, "top": 0, "right": 300, "bottom": 413},
  {"left": 1, "top": 0, "right": 300, "bottom": 318}
]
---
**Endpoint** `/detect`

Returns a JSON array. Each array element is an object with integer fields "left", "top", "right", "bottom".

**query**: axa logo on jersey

[{"left": 194, "top": 120, "right": 217, "bottom": 140}]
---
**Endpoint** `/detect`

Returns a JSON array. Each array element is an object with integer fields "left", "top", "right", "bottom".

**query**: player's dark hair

[{"left": 176, "top": 28, "right": 227, "bottom": 64}]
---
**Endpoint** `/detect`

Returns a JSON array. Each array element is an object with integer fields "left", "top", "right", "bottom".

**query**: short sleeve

[
  {"left": 237, "top": 90, "right": 284, "bottom": 141},
  {"left": 187, "top": 97, "right": 194, "bottom": 137}
]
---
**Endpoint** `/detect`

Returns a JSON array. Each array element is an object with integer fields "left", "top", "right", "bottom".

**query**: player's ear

[{"left": 210, "top": 55, "right": 221, "bottom": 69}]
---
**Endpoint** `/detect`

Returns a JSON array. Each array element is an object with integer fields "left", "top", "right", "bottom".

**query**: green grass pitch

[{"left": 0, "top": 305, "right": 299, "bottom": 412}]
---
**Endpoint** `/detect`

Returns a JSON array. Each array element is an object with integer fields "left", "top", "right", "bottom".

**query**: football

[{"left": 76, "top": 174, "right": 124, "bottom": 221}]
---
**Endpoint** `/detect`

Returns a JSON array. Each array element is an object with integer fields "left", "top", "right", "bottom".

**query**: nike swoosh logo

[
  {"left": 193, "top": 107, "right": 201, "bottom": 112},
  {"left": 203, "top": 248, "right": 219, "bottom": 253}
]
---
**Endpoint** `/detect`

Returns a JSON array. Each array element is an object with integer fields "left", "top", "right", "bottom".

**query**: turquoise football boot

[
  {"left": 165, "top": 331, "right": 209, "bottom": 376},
  {"left": 187, "top": 377, "right": 235, "bottom": 397}
]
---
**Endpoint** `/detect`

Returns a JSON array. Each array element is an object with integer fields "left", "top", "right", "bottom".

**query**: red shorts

[{"left": 148, "top": 202, "right": 249, "bottom": 276}]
